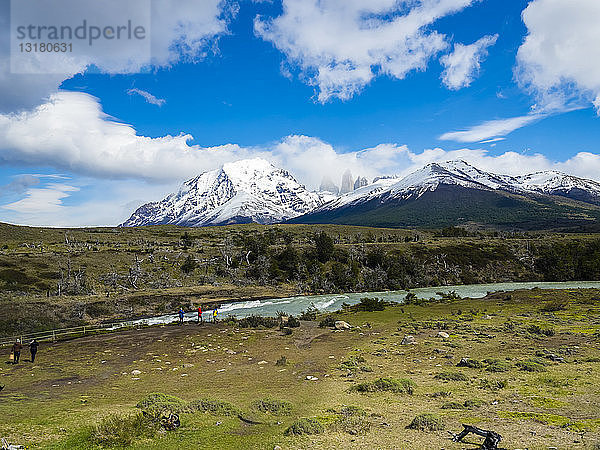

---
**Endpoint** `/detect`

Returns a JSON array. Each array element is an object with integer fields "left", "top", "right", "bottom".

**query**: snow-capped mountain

[
  {"left": 311, "top": 160, "right": 600, "bottom": 213},
  {"left": 293, "top": 160, "right": 600, "bottom": 230},
  {"left": 514, "top": 171, "right": 600, "bottom": 205},
  {"left": 122, "top": 158, "right": 600, "bottom": 230},
  {"left": 121, "top": 158, "right": 326, "bottom": 227}
]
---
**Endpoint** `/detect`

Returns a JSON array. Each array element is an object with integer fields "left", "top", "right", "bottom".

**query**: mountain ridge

[{"left": 122, "top": 159, "right": 600, "bottom": 230}]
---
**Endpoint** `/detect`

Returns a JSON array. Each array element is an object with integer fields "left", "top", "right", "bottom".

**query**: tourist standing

[
  {"left": 11, "top": 339, "right": 23, "bottom": 364},
  {"left": 29, "top": 339, "right": 39, "bottom": 363},
  {"left": 178, "top": 308, "right": 185, "bottom": 325}
]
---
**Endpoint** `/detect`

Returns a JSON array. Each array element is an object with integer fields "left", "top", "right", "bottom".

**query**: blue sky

[{"left": 1, "top": 0, "right": 599, "bottom": 226}]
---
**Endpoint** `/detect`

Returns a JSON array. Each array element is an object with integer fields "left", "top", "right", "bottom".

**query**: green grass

[{"left": 1, "top": 287, "right": 600, "bottom": 449}]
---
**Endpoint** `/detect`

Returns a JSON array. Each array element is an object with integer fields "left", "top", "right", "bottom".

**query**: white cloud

[
  {"left": 439, "top": 113, "right": 545, "bottom": 143},
  {"left": 255, "top": 0, "right": 477, "bottom": 102},
  {"left": 0, "top": 0, "right": 229, "bottom": 112},
  {"left": 440, "top": 34, "right": 497, "bottom": 90},
  {"left": 127, "top": 88, "right": 166, "bottom": 106},
  {"left": 3, "top": 91, "right": 600, "bottom": 227},
  {"left": 3, "top": 183, "right": 79, "bottom": 214},
  {"left": 0, "top": 91, "right": 253, "bottom": 182},
  {"left": 516, "top": 0, "right": 600, "bottom": 113}
]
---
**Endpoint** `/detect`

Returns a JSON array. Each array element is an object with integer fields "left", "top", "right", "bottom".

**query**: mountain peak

[{"left": 121, "top": 159, "right": 326, "bottom": 227}]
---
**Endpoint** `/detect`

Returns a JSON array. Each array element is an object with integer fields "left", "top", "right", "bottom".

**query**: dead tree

[{"left": 450, "top": 424, "right": 502, "bottom": 450}]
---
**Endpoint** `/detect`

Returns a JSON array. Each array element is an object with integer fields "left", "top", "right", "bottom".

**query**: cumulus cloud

[
  {"left": 516, "top": 0, "right": 600, "bottom": 113},
  {"left": 127, "top": 88, "right": 166, "bottom": 106},
  {"left": 439, "top": 113, "right": 545, "bottom": 143},
  {"left": 0, "top": 0, "right": 229, "bottom": 112},
  {"left": 440, "top": 34, "right": 498, "bottom": 90},
  {"left": 255, "top": 0, "right": 477, "bottom": 102}
]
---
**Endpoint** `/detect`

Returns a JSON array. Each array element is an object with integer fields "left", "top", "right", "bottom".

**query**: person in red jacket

[{"left": 197, "top": 305, "right": 203, "bottom": 324}]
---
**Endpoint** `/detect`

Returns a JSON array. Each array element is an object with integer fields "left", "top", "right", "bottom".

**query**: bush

[
  {"left": 484, "top": 359, "right": 512, "bottom": 373},
  {"left": 319, "top": 315, "right": 337, "bottom": 328},
  {"left": 92, "top": 412, "right": 158, "bottom": 447},
  {"left": 338, "top": 355, "right": 372, "bottom": 374},
  {"left": 356, "top": 297, "right": 386, "bottom": 312},
  {"left": 299, "top": 304, "right": 318, "bottom": 321},
  {"left": 333, "top": 412, "right": 371, "bottom": 436},
  {"left": 352, "top": 377, "right": 415, "bottom": 395},
  {"left": 456, "top": 358, "right": 483, "bottom": 369},
  {"left": 186, "top": 399, "right": 239, "bottom": 416},
  {"left": 463, "top": 399, "right": 486, "bottom": 409},
  {"left": 136, "top": 393, "right": 186, "bottom": 413},
  {"left": 275, "top": 355, "right": 287, "bottom": 366},
  {"left": 407, "top": 414, "right": 444, "bottom": 431},
  {"left": 284, "top": 418, "right": 325, "bottom": 436},
  {"left": 441, "top": 402, "right": 463, "bottom": 409},
  {"left": 517, "top": 360, "right": 547, "bottom": 373},
  {"left": 430, "top": 391, "right": 452, "bottom": 398},
  {"left": 434, "top": 371, "right": 468, "bottom": 381},
  {"left": 237, "top": 315, "right": 279, "bottom": 328},
  {"left": 479, "top": 379, "right": 508, "bottom": 391},
  {"left": 287, "top": 315, "right": 301, "bottom": 328},
  {"left": 251, "top": 398, "right": 292, "bottom": 415}
]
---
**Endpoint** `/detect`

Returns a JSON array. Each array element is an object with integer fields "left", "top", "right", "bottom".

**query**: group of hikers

[
  {"left": 9, "top": 339, "right": 38, "bottom": 364},
  {"left": 177, "top": 305, "right": 219, "bottom": 325},
  {"left": 7, "top": 306, "right": 218, "bottom": 364}
]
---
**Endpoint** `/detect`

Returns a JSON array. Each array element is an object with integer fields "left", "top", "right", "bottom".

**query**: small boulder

[
  {"left": 131, "top": 369, "right": 142, "bottom": 376},
  {"left": 335, "top": 321, "right": 352, "bottom": 330},
  {"left": 401, "top": 335, "right": 416, "bottom": 345},
  {"left": 437, "top": 331, "right": 450, "bottom": 339}
]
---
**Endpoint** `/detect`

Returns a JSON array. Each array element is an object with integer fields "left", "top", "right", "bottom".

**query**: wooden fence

[{"left": 0, "top": 317, "right": 175, "bottom": 348}]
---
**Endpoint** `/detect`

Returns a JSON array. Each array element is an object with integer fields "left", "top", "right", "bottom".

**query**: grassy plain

[{"left": 1, "top": 288, "right": 600, "bottom": 449}]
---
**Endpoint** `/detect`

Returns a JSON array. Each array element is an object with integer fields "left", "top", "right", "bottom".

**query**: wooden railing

[{"left": 0, "top": 317, "right": 175, "bottom": 347}]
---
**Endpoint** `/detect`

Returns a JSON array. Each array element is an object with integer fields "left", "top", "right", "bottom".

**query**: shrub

[
  {"left": 275, "top": 355, "right": 287, "bottom": 366},
  {"left": 479, "top": 379, "right": 508, "bottom": 391},
  {"left": 299, "top": 304, "right": 318, "bottom": 321},
  {"left": 352, "top": 377, "right": 415, "bottom": 395},
  {"left": 237, "top": 315, "right": 278, "bottom": 328},
  {"left": 287, "top": 315, "right": 301, "bottom": 328},
  {"left": 319, "top": 315, "right": 337, "bottom": 328},
  {"left": 430, "top": 391, "right": 452, "bottom": 398},
  {"left": 92, "top": 412, "right": 158, "bottom": 447},
  {"left": 339, "top": 355, "right": 371, "bottom": 374},
  {"left": 407, "top": 414, "right": 444, "bottom": 431},
  {"left": 441, "top": 402, "right": 463, "bottom": 409},
  {"left": 284, "top": 418, "right": 325, "bottom": 436},
  {"left": 457, "top": 358, "right": 483, "bottom": 369},
  {"left": 251, "top": 398, "right": 292, "bottom": 415},
  {"left": 333, "top": 415, "right": 371, "bottom": 435},
  {"left": 356, "top": 297, "right": 386, "bottom": 312},
  {"left": 484, "top": 359, "right": 512, "bottom": 373},
  {"left": 517, "top": 360, "right": 547, "bottom": 373},
  {"left": 463, "top": 399, "right": 486, "bottom": 409},
  {"left": 186, "top": 399, "right": 239, "bottom": 416},
  {"left": 434, "top": 371, "right": 468, "bottom": 381},
  {"left": 136, "top": 393, "right": 186, "bottom": 413}
]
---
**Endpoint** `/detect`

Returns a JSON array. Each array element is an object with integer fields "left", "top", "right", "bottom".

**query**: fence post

[
  {"left": 52, "top": 330, "right": 56, "bottom": 342},
  {"left": 83, "top": 326, "right": 86, "bottom": 336}
]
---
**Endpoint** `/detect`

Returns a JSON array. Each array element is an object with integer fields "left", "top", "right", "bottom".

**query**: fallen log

[{"left": 449, "top": 424, "right": 502, "bottom": 450}]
